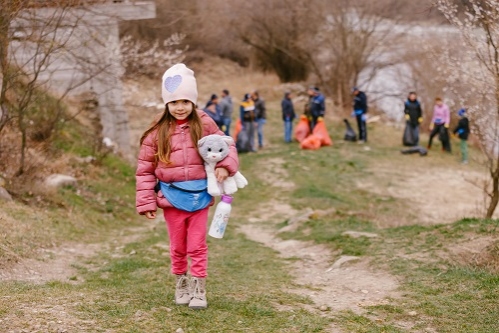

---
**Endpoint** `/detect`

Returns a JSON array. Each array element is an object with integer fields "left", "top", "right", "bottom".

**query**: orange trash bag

[
  {"left": 300, "top": 134, "right": 322, "bottom": 150},
  {"left": 313, "top": 121, "right": 333, "bottom": 146},
  {"left": 233, "top": 119, "right": 242, "bottom": 141},
  {"left": 294, "top": 115, "right": 310, "bottom": 143}
]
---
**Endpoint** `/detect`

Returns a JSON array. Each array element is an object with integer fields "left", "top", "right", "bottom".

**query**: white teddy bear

[{"left": 198, "top": 135, "right": 248, "bottom": 196}]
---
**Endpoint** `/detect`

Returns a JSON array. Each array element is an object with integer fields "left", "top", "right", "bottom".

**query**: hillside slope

[{"left": 1, "top": 59, "right": 497, "bottom": 332}]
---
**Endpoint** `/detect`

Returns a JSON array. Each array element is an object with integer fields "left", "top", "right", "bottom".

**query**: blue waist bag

[{"left": 159, "top": 179, "right": 212, "bottom": 212}]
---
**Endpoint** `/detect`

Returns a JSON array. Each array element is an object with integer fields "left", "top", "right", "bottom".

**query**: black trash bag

[
  {"left": 236, "top": 128, "right": 251, "bottom": 153},
  {"left": 401, "top": 146, "right": 427, "bottom": 156},
  {"left": 343, "top": 119, "right": 357, "bottom": 142},
  {"left": 438, "top": 125, "right": 449, "bottom": 143},
  {"left": 402, "top": 122, "right": 416, "bottom": 146}
]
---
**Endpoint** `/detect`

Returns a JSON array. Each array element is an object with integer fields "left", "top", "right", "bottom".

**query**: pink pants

[{"left": 163, "top": 207, "right": 209, "bottom": 278}]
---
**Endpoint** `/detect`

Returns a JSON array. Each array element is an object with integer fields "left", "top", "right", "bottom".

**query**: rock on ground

[
  {"left": 0, "top": 187, "right": 13, "bottom": 201},
  {"left": 326, "top": 255, "right": 360, "bottom": 271},
  {"left": 342, "top": 231, "right": 379, "bottom": 239},
  {"left": 45, "top": 174, "right": 77, "bottom": 188}
]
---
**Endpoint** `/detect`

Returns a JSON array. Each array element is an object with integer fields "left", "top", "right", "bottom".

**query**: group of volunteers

[
  {"left": 280, "top": 86, "right": 367, "bottom": 145},
  {"left": 201, "top": 90, "right": 266, "bottom": 153},
  {"left": 134, "top": 63, "right": 472, "bottom": 313},
  {"left": 403, "top": 92, "right": 470, "bottom": 163}
]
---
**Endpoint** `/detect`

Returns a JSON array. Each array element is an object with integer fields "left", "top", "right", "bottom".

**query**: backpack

[{"left": 236, "top": 129, "right": 251, "bottom": 153}]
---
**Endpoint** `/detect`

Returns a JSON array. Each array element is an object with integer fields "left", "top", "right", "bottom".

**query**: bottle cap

[{"left": 221, "top": 195, "right": 233, "bottom": 204}]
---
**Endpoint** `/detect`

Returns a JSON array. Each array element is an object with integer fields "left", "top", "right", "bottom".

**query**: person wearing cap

[
  {"left": 281, "top": 91, "right": 296, "bottom": 143},
  {"left": 453, "top": 108, "right": 470, "bottom": 164},
  {"left": 306, "top": 86, "right": 325, "bottom": 131},
  {"left": 251, "top": 90, "right": 266, "bottom": 149},
  {"left": 219, "top": 89, "right": 233, "bottom": 136},
  {"left": 352, "top": 87, "right": 368, "bottom": 143},
  {"left": 428, "top": 97, "right": 451, "bottom": 152},
  {"left": 403, "top": 91, "right": 423, "bottom": 145},
  {"left": 203, "top": 94, "right": 224, "bottom": 130},
  {"left": 136, "top": 63, "right": 240, "bottom": 310},
  {"left": 240, "top": 93, "right": 256, "bottom": 152}
]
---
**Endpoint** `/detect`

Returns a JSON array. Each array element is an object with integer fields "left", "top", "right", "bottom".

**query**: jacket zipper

[{"left": 181, "top": 126, "right": 189, "bottom": 180}]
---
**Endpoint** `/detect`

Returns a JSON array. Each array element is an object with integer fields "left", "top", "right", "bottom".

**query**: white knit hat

[{"left": 161, "top": 63, "right": 198, "bottom": 105}]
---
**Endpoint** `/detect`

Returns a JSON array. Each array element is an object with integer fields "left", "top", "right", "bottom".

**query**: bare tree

[
  {"left": 299, "top": 0, "right": 410, "bottom": 110},
  {"left": 0, "top": 0, "right": 146, "bottom": 176},
  {"left": 226, "top": 0, "right": 317, "bottom": 82},
  {"left": 435, "top": 0, "right": 499, "bottom": 217}
]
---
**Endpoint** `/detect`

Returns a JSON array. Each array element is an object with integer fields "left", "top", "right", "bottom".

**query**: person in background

[
  {"left": 240, "top": 93, "right": 256, "bottom": 152},
  {"left": 428, "top": 97, "right": 451, "bottom": 152},
  {"left": 352, "top": 87, "right": 368, "bottom": 143},
  {"left": 219, "top": 89, "right": 233, "bottom": 136},
  {"left": 453, "top": 108, "right": 470, "bottom": 164},
  {"left": 251, "top": 90, "right": 266, "bottom": 149},
  {"left": 203, "top": 94, "right": 223, "bottom": 130},
  {"left": 281, "top": 91, "right": 296, "bottom": 143},
  {"left": 404, "top": 91, "right": 423, "bottom": 145},
  {"left": 306, "top": 86, "right": 325, "bottom": 131}
]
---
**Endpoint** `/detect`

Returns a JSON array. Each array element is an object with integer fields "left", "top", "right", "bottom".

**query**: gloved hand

[
  {"left": 361, "top": 114, "right": 367, "bottom": 122},
  {"left": 444, "top": 123, "right": 449, "bottom": 128},
  {"left": 221, "top": 125, "right": 227, "bottom": 132},
  {"left": 317, "top": 116, "right": 324, "bottom": 122},
  {"left": 405, "top": 114, "right": 410, "bottom": 121},
  {"left": 418, "top": 117, "right": 423, "bottom": 123}
]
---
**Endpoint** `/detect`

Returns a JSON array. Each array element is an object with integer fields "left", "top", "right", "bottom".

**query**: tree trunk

[
  {"left": 0, "top": 10, "right": 10, "bottom": 134},
  {"left": 486, "top": 168, "right": 499, "bottom": 218},
  {"left": 15, "top": 129, "right": 26, "bottom": 177}
]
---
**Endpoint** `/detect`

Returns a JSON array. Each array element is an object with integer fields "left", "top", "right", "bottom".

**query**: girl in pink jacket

[
  {"left": 136, "top": 64, "right": 239, "bottom": 310},
  {"left": 428, "top": 97, "right": 452, "bottom": 152}
]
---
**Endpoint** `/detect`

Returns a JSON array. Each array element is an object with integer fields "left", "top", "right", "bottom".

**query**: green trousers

[{"left": 460, "top": 139, "right": 468, "bottom": 162}]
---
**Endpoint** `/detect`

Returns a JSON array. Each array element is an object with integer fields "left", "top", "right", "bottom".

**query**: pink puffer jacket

[{"left": 136, "top": 110, "right": 239, "bottom": 214}]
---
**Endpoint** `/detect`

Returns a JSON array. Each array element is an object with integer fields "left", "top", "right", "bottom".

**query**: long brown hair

[{"left": 140, "top": 102, "right": 204, "bottom": 164}]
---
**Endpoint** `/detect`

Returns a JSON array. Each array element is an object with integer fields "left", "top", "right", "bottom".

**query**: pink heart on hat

[{"left": 164, "top": 75, "right": 182, "bottom": 93}]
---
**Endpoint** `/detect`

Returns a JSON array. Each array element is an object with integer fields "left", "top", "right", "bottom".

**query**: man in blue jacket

[
  {"left": 306, "top": 86, "right": 325, "bottom": 131},
  {"left": 352, "top": 87, "right": 368, "bottom": 143}
]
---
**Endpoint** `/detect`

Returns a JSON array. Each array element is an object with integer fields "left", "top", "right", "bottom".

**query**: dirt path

[
  {"left": 239, "top": 159, "right": 400, "bottom": 316},
  {"left": 358, "top": 160, "right": 489, "bottom": 226},
  {"left": 240, "top": 221, "right": 399, "bottom": 313},
  {"left": 0, "top": 224, "right": 153, "bottom": 284}
]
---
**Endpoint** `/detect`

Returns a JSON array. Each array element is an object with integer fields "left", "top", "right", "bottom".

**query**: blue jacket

[
  {"left": 203, "top": 103, "right": 223, "bottom": 126},
  {"left": 353, "top": 91, "right": 368, "bottom": 114},
  {"left": 310, "top": 93, "right": 325, "bottom": 117},
  {"left": 281, "top": 96, "right": 295, "bottom": 121}
]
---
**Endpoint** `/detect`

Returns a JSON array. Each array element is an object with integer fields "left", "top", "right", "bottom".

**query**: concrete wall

[{"left": 8, "top": 1, "right": 156, "bottom": 154}]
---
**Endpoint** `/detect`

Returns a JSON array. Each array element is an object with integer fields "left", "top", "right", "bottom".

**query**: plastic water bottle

[{"left": 208, "top": 195, "right": 233, "bottom": 239}]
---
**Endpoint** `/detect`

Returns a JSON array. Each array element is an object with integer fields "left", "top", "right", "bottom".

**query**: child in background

[
  {"left": 428, "top": 97, "right": 451, "bottom": 152},
  {"left": 136, "top": 64, "right": 239, "bottom": 310},
  {"left": 453, "top": 108, "right": 470, "bottom": 164}
]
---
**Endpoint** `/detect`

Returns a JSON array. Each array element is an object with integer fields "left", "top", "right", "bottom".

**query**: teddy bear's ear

[
  {"left": 198, "top": 136, "right": 208, "bottom": 147},
  {"left": 222, "top": 136, "right": 234, "bottom": 146}
]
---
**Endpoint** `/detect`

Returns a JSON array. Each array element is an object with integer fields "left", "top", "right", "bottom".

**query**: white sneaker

[
  {"left": 175, "top": 274, "right": 191, "bottom": 305},
  {"left": 189, "top": 277, "right": 207, "bottom": 310}
]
